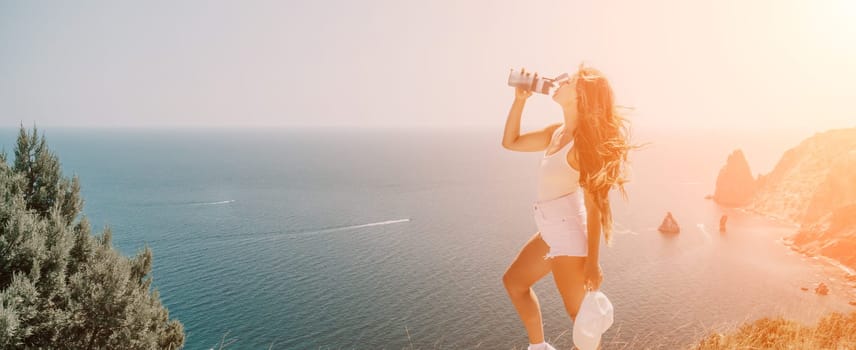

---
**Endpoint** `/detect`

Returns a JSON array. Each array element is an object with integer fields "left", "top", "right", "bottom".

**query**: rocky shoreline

[{"left": 713, "top": 128, "right": 856, "bottom": 303}]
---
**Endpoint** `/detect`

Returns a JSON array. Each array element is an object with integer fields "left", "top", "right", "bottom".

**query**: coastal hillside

[
  {"left": 790, "top": 204, "right": 856, "bottom": 270},
  {"left": 714, "top": 128, "right": 856, "bottom": 271},
  {"left": 747, "top": 128, "right": 856, "bottom": 224}
]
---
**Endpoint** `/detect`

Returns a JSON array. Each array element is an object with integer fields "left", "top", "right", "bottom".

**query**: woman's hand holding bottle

[{"left": 513, "top": 68, "right": 534, "bottom": 101}]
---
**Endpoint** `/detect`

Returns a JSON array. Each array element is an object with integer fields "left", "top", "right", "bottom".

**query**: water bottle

[{"left": 508, "top": 70, "right": 571, "bottom": 95}]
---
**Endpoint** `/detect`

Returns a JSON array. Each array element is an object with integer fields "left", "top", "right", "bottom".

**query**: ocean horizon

[{"left": 1, "top": 126, "right": 851, "bottom": 349}]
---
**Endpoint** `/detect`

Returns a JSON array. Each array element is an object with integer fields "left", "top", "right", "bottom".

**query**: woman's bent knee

[
  {"left": 502, "top": 270, "right": 528, "bottom": 296},
  {"left": 501, "top": 270, "right": 515, "bottom": 289},
  {"left": 503, "top": 232, "right": 551, "bottom": 297}
]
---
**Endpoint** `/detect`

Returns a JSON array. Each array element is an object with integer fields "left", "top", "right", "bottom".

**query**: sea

[{"left": 1, "top": 127, "right": 853, "bottom": 349}]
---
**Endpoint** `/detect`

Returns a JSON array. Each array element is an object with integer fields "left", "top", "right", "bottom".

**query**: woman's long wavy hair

[{"left": 572, "top": 64, "right": 636, "bottom": 246}]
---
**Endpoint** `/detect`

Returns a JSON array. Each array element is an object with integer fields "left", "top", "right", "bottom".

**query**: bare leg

[
  {"left": 550, "top": 256, "right": 588, "bottom": 322},
  {"left": 503, "top": 232, "right": 552, "bottom": 344}
]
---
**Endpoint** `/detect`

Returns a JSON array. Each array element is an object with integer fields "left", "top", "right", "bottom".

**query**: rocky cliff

[
  {"left": 789, "top": 204, "right": 856, "bottom": 270},
  {"left": 748, "top": 129, "right": 856, "bottom": 224},
  {"left": 716, "top": 128, "right": 856, "bottom": 271},
  {"left": 713, "top": 150, "right": 757, "bottom": 207}
]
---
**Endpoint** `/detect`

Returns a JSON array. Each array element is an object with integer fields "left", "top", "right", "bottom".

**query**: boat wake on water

[
  {"left": 613, "top": 222, "right": 640, "bottom": 236},
  {"left": 696, "top": 223, "right": 712, "bottom": 243},
  {"left": 127, "top": 218, "right": 412, "bottom": 246},
  {"left": 189, "top": 200, "right": 236, "bottom": 206},
  {"left": 291, "top": 219, "right": 411, "bottom": 237},
  {"left": 132, "top": 199, "right": 237, "bottom": 208}
]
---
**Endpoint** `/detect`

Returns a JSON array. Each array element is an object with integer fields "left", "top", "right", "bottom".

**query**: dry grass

[
  {"left": 692, "top": 311, "right": 856, "bottom": 350},
  {"left": 207, "top": 311, "right": 856, "bottom": 349}
]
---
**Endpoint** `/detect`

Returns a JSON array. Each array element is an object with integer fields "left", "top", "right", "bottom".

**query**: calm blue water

[{"left": 1, "top": 127, "right": 852, "bottom": 349}]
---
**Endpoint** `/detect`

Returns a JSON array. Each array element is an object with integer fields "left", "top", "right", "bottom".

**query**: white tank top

[{"left": 538, "top": 125, "right": 581, "bottom": 201}]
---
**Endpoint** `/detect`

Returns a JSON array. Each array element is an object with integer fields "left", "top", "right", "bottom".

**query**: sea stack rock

[
  {"left": 815, "top": 282, "right": 829, "bottom": 296},
  {"left": 713, "top": 149, "right": 757, "bottom": 207},
  {"left": 658, "top": 212, "right": 680, "bottom": 234}
]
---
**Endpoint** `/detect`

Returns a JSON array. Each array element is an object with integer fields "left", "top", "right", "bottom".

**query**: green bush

[{"left": 0, "top": 127, "right": 184, "bottom": 349}]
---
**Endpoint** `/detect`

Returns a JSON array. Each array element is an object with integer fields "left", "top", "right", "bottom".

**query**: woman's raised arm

[{"left": 501, "top": 91, "right": 561, "bottom": 152}]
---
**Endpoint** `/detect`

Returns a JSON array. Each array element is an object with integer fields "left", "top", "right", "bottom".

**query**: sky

[{"left": 1, "top": 0, "right": 855, "bottom": 132}]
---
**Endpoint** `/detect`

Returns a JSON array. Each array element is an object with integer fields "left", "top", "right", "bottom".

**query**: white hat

[{"left": 573, "top": 290, "right": 614, "bottom": 350}]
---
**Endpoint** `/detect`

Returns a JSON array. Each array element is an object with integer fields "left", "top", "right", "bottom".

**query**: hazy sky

[{"left": 1, "top": 0, "right": 854, "bottom": 131}]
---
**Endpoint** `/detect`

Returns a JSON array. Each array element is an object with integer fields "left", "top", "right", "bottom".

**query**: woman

[{"left": 501, "top": 65, "right": 632, "bottom": 350}]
